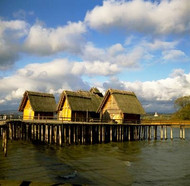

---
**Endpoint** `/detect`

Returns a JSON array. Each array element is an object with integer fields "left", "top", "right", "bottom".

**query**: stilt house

[
  {"left": 57, "top": 88, "right": 103, "bottom": 121},
  {"left": 18, "top": 91, "right": 56, "bottom": 120},
  {"left": 97, "top": 89, "right": 145, "bottom": 124}
]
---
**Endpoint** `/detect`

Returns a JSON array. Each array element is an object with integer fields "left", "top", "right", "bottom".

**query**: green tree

[{"left": 173, "top": 96, "right": 190, "bottom": 120}]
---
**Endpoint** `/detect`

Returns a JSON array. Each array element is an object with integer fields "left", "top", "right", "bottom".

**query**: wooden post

[
  {"left": 154, "top": 126, "right": 157, "bottom": 140},
  {"left": 76, "top": 126, "right": 79, "bottom": 144},
  {"left": 116, "top": 126, "right": 119, "bottom": 142},
  {"left": 98, "top": 125, "right": 101, "bottom": 143},
  {"left": 73, "top": 126, "right": 76, "bottom": 144},
  {"left": 45, "top": 125, "right": 48, "bottom": 143},
  {"left": 180, "top": 126, "right": 182, "bottom": 139},
  {"left": 138, "top": 126, "right": 141, "bottom": 140},
  {"left": 2, "top": 129, "right": 5, "bottom": 149},
  {"left": 54, "top": 125, "right": 57, "bottom": 144},
  {"left": 110, "top": 126, "right": 112, "bottom": 142},
  {"left": 183, "top": 126, "right": 185, "bottom": 139},
  {"left": 134, "top": 126, "right": 138, "bottom": 140},
  {"left": 49, "top": 125, "right": 52, "bottom": 144},
  {"left": 90, "top": 126, "right": 93, "bottom": 144},
  {"left": 102, "top": 125, "right": 105, "bottom": 143},
  {"left": 39, "top": 125, "right": 41, "bottom": 141},
  {"left": 64, "top": 125, "right": 67, "bottom": 144},
  {"left": 148, "top": 126, "right": 151, "bottom": 140},
  {"left": 120, "top": 125, "right": 123, "bottom": 141},
  {"left": 164, "top": 126, "right": 167, "bottom": 140},
  {"left": 160, "top": 126, "right": 163, "bottom": 140},
  {"left": 143, "top": 126, "right": 146, "bottom": 140},
  {"left": 9, "top": 123, "right": 12, "bottom": 141},
  {"left": 170, "top": 127, "right": 173, "bottom": 140},
  {"left": 68, "top": 125, "right": 71, "bottom": 144},
  {"left": 83, "top": 125, "right": 86, "bottom": 144},
  {"left": 81, "top": 125, "right": 84, "bottom": 144},
  {"left": 2, "top": 129, "right": 7, "bottom": 157},
  {"left": 128, "top": 126, "right": 130, "bottom": 141},
  {"left": 59, "top": 125, "right": 62, "bottom": 146}
]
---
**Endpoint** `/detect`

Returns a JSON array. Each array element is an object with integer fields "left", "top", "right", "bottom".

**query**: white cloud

[
  {"left": 162, "top": 50, "right": 186, "bottom": 61},
  {"left": 82, "top": 42, "right": 145, "bottom": 69},
  {"left": 0, "top": 58, "right": 121, "bottom": 107},
  {"left": 145, "top": 39, "right": 178, "bottom": 51},
  {"left": 24, "top": 21, "right": 86, "bottom": 55},
  {"left": 121, "top": 69, "right": 190, "bottom": 111},
  {"left": 85, "top": 0, "right": 190, "bottom": 35},
  {"left": 99, "top": 69, "right": 190, "bottom": 112},
  {"left": 0, "top": 19, "right": 29, "bottom": 69},
  {"left": 83, "top": 61, "right": 120, "bottom": 76}
]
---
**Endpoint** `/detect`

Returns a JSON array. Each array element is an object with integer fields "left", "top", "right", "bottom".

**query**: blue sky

[{"left": 0, "top": 0, "right": 190, "bottom": 113}]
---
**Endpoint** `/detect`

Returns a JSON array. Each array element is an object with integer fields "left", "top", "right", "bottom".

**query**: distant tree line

[{"left": 173, "top": 96, "right": 190, "bottom": 120}]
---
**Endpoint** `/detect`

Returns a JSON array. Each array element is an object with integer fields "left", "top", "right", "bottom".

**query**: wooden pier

[
  {"left": 0, "top": 120, "right": 189, "bottom": 145},
  {"left": 1, "top": 119, "right": 190, "bottom": 156}
]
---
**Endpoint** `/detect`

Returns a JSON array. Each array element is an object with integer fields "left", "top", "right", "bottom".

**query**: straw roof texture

[
  {"left": 97, "top": 89, "right": 145, "bottom": 115},
  {"left": 57, "top": 89, "right": 103, "bottom": 112},
  {"left": 19, "top": 91, "right": 56, "bottom": 112}
]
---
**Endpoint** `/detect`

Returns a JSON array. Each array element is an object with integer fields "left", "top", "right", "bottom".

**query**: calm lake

[{"left": 1, "top": 128, "right": 190, "bottom": 185}]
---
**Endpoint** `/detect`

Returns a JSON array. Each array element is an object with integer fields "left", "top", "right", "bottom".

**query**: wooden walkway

[{"left": 1, "top": 119, "right": 190, "bottom": 157}]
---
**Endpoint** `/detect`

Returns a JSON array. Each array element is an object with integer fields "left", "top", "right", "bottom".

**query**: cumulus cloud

[
  {"left": 24, "top": 21, "right": 86, "bottom": 55},
  {"left": 82, "top": 42, "right": 145, "bottom": 69},
  {"left": 121, "top": 69, "right": 190, "bottom": 112},
  {"left": 0, "top": 19, "right": 28, "bottom": 69},
  {"left": 0, "top": 19, "right": 86, "bottom": 69},
  {"left": 85, "top": 0, "right": 190, "bottom": 35},
  {"left": 0, "top": 58, "right": 122, "bottom": 108}
]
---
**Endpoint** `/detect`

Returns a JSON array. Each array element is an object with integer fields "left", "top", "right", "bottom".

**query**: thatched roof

[
  {"left": 97, "top": 89, "right": 145, "bottom": 115},
  {"left": 90, "top": 87, "right": 103, "bottom": 97},
  {"left": 18, "top": 91, "right": 56, "bottom": 112},
  {"left": 57, "top": 88, "right": 103, "bottom": 112}
]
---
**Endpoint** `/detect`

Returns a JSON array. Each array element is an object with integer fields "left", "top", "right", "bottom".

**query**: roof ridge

[
  {"left": 27, "top": 91, "right": 54, "bottom": 97},
  {"left": 109, "top": 89, "right": 135, "bottom": 96}
]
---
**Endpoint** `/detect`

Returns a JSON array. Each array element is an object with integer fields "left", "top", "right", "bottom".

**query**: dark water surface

[{"left": 1, "top": 128, "right": 190, "bottom": 185}]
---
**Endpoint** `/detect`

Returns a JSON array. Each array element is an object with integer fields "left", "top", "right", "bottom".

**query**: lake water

[{"left": 1, "top": 128, "right": 190, "bottom": 185}]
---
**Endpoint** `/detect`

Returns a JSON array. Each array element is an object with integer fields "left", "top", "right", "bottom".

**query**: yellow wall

[
  {"left": 102, "top": 95, "right": 123, "bottom": 124},
  {"left": 23, "top": 99, "right": 34, "bottom": 120},
  {"left": 59, "top": 98, "right": 71, "bottom": 121}
]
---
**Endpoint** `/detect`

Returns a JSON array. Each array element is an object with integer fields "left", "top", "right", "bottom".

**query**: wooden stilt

[
  {"left": 49, "top": 125, "right": 52, "bottom": 144},
  {"left": 102, "top": 125, "right": 105, "bottom": 143},
  {"left": 54, "top": 125, "right": 57, "bottom": 144},
  {"left": 154, "top": 126, "right": 157, "bottom": 140},
  {"left": 183, "top": 127, "right": 185, "bottom": 139},
  {"left": 64, "top": 125, "right": 67, "bottom": 144},
  {"left": 76, "top": 126, "right": 79, "bottom": 144},
  {"left": 117, "top": 126, "right": 119, "bottom": 142},
  {"left": 98, "top": 125, "right": 101, "bottom": 143},
  {"left": 110, "top": 126, "right": 112, "bottom": 142},
  {"left": 90, "top": 126, "right": 93, "bottom": 144},
  {"left": 180, "top": 126, "right": 182, "bottom": 139},
  {"left": 170, "top": 127, "right": 173, "bottom": 140},
  {"left": 68, "top": 125, "right": 71, "bottom": 144},
  {"left": 128, "top": 126, "right": 131, "bottom": 141},
  {"left": 45, "top": 125, "right": 48, "bottom": 143},
  {"left": 81, "top": 125, "right": 84, "bottom": 144},
  {"left": 73, "top": 126, "right": 76, "bottom": 144},
  {"left": 9, "top": 123, "right": 12, "bottom": 141},
  {"left": 148, "top": 126, "right": 151, "bottom": 140},
  {"left": 160, "top": 126, "right": 163, "bottom": 140},
  {"left": 59, "top": 125, "right": 62, "bottom": 146},
  {"left": 164, "top": 126, "right": 167, "bottom": 140}
]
